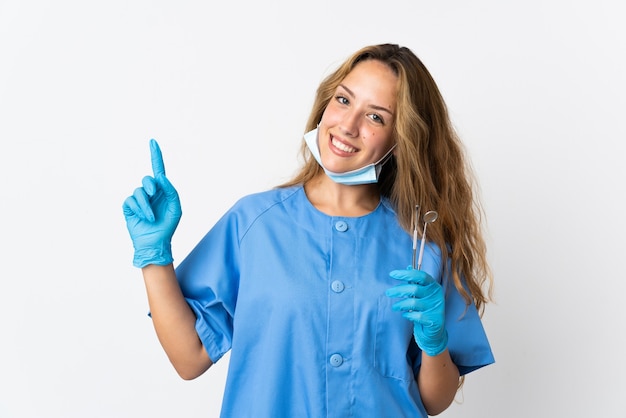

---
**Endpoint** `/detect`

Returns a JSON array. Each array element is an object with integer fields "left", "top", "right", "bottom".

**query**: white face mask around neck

[{"left": 303, "top": 127, "right": 395, "bottom": 186}]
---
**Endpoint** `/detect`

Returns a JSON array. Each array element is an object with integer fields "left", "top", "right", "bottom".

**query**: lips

[{"left": 330, "top": 136, "right": 357, "bottom": 153}]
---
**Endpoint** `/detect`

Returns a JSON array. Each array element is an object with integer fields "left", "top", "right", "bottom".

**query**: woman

[{"left": 123, "top": 43, "right": 494, "bottom": 417}]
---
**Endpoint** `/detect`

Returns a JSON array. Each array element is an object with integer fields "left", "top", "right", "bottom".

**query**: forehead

[
  {"left": 344, "top": 59, "right": 398, "bottom": 84},
  {"left": 341, "top": 60, "right": 398, "bottom": 108}
]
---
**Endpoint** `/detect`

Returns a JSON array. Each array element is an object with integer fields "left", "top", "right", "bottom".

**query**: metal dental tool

[
  {"left": 411, "top": 205, "right": 420, "bottom": 269},
  {"left": 417, "top": 210, "right": 438, "bottom": 270}
]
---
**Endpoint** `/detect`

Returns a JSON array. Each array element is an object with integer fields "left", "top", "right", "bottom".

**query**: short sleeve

[
  {"left": 174, "top": 209, "right": 242, "bottom": 363},
  {"left": 443, "top": 274, "right": 495, "bottom": 375}
]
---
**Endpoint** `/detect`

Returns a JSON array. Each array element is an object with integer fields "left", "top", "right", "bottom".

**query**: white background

[{"left": 1, "top": 1, "right": 624, "bottom": 417}]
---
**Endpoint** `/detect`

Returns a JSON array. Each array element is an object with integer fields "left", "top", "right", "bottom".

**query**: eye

[
  {"left": 369, "top": 113, "right": 385, "bottom": 125},
  {"left": 335, "top": 95, "right": 349, "bottom": 105}
]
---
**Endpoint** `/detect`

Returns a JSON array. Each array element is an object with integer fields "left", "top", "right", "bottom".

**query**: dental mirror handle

[
  {"left": 417, "top": 223, "right": 428, "bottom": 270},
  {"left": 417, "top": 235, "right": 426, "bottom": 270}
]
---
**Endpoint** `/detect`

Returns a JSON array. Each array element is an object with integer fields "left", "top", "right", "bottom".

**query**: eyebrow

[{"left": 338, "top": 83, "right": 394, "bottom": 116}]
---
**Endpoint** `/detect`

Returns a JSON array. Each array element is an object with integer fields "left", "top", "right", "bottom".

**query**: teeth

[{"left": 332, "top": 138, "right": 356, "bottom": 153}]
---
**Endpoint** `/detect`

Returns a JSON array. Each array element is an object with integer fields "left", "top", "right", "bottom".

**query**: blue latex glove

[
  {"left": 122, "top": 139, "right": 182, "bottom": 268},
  {"left": 385, "top": 267, "right": 448, "bottom": 357}
]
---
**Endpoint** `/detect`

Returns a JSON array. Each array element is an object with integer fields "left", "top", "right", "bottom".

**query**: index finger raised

[{"left": 150, "top": 139, "right": 166, "bottom": 177}]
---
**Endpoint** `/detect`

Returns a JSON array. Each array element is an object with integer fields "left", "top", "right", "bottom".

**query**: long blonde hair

[{"left": 280, "top": 44, "right": 492, "bottom": 313}]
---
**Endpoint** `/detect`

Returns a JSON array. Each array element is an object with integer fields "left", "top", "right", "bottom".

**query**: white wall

[{"left": 1, "top": 1, "right": 624, "bottom": 417}]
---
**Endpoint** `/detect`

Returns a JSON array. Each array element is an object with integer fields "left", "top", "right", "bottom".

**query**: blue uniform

[{"left": 176, "top": 185, "right": 494, "bottom": 417}]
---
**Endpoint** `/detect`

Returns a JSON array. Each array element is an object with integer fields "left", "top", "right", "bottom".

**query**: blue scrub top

[{"left": 175, "top": 186, "right": 494, "bottom": 418}]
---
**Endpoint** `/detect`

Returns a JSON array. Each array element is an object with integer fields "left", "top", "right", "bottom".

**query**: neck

[{"left": 304, "top": 173, "right": 381, "bottom": 217}]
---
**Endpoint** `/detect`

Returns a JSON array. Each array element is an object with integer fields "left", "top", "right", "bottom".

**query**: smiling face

[{"left": 317, "top": 59, "right": 398, "bottom": 175}]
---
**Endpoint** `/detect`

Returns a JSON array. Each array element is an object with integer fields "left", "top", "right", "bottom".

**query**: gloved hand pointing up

[{"left": 122, "top": 139, "right": 182, "bottom": 268}]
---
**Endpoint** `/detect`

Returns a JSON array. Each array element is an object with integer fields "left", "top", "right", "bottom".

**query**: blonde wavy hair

[{"left": 280, "top": 43, "right": 492, "bottom": 313}]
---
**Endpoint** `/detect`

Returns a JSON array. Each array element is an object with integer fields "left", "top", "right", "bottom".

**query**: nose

[{"left": 339, "top": 109, "right": 359, "bottom": 138}]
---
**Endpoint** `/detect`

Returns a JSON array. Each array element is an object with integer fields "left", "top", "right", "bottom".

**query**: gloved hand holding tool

[
  {"left": 122, "top": 139, "right": 182, "bottom": 268},
  {"left": 385, "top": 267, "right": 448, "bottom": 357}
]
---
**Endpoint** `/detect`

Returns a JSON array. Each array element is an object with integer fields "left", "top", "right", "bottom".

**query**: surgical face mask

[{"left": 303, "top": 127, "right": 395, "bottom": 186}]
